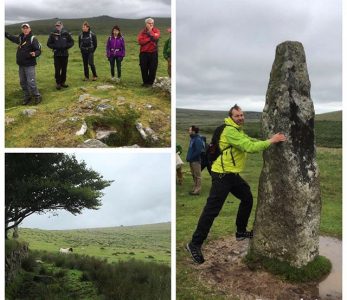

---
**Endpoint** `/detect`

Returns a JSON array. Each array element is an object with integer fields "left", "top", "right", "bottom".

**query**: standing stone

[{"left": 250, "top": 41, "right": 321, "bottom": 268}]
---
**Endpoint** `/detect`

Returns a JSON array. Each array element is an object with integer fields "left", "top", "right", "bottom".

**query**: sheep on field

[{"left": 59, "top": 247, "right": 73, "bottom": 253}]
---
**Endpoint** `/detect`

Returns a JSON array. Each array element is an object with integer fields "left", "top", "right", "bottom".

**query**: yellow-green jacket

[{"left": 211, "top": 117, "right": 271, "bottom": 174}]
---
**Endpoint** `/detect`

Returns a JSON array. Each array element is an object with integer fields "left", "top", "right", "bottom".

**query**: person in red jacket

[{"left": 137, "top": 18, "right": 160, "bottom": 86}]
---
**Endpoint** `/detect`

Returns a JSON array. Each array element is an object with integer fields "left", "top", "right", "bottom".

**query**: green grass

[
  {"left": 16, "top": 223, "right": 171, "bottom": 265},
  {"left": 5, "top": 30, "right": 171, "bottom": 147},
  {"left": 176, "top": 124, "right": 341, "bottom": 298},
  {"left": 245, "top": 253, "right": 332, "bottom": 282}
]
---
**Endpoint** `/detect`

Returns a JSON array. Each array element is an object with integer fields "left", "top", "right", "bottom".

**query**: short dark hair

[
  {"left": 228, "top": 104, "right": 241, "bottom": 117},
  {"left": 191, "top": 125, "right": 199, "bottom": 133}
]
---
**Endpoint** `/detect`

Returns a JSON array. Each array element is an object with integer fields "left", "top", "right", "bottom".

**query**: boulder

[
  {"left": 96, "top": 85, "right": 115, "bottom": 91},
  {"left": 250, "top": 41, "right": 321, "bottom": 268},
  {"left": 78, "top": 139, "right": 108, "bottom": 148},
  {"left": 22, "top": 109, "right": 37, "bottom": 117},
  {"left": 75, "top": 121, "right": 88, "bottom": 136},
  {"left": 95, "top": 130, "right": 118, "bottom": 142},
  {"left": 152, "top": 77, "right": 171, "bottom": 93}
]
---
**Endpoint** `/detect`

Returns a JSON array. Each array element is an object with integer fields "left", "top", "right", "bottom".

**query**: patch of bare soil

[{"left": 187, "top": 237, "right": 324, "bottom": 300}]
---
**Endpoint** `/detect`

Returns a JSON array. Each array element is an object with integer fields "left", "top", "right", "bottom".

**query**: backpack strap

[{"left": 219, "top": 125, "right": 237, "bottom": 171}]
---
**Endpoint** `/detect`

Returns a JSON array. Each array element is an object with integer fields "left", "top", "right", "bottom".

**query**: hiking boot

[
  {"left": 111, "top": 77, "right": 116, "bottom": 81},
  {"left": 34, "top": 95, "right": 42, "bottom": 105},
  {"left": 61, "top": 83, "right": 69, "bottom": 88},
  {"left": 116, "top": 78, "right": 121, "bottom": 83},
  {"left": 83, "top": 77, "right": 89, "bottom": 81},
  {"left": 56, "top": 84, "right": 61, "bottom": 90},
  {"left": 22, "top": 97, "right": 31, "bottom": 105},
  {"left": 236, "top": 230, "right": 253, "bottom": 241},
  {"left": 189, "top": 191, "right": 200, "bottom": 196},
  {"left": 92, "top": 76, "right": 98, "bottom": 81},
  {"left": 185, "top": 243, "right": 205, "bottom": 264}
]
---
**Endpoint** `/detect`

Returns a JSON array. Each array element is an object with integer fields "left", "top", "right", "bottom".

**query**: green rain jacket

[{"left": 211, "top": 117, "right": 271, "bottom": 174}]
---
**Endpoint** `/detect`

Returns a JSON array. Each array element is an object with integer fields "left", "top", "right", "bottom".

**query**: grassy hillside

[
  {"left": 315, "top": 110, "right": 342, "bottom": 121},
  {"left": 177, "top": 108, "right": 342, "bottom": 148},
  {"left": 5, "top": 17, "right": 171, "bottom": 147},
  {"left": 16, "top": 222, "right": 171, "bottom": 265},
  {"left": 5, "top": 16, "right": 171, "bottom": 35}
]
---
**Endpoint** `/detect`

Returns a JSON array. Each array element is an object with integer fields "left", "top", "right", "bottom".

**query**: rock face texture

[{"left": 250, "top": 41, "right": 321, "bottom": 268}]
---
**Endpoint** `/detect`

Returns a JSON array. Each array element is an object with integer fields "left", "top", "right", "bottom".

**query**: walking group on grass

[{"left": 5, "top": 17, "right": 171, "bottom": 106}]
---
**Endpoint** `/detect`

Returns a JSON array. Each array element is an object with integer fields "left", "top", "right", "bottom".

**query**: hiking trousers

[
  {"left": 109, "top": 56, "right": 122, "bottom": 78},
  {"left": 19, "top": 65, "right": 40, "bottom": 99},
  {"left": 54, "top": 56, "right": 69, "bottom": 85},
  {"left": 191, "top": 172, "right": 253, "bottom": 247},
  {"left": 189, "top": 162, "right": 202, "bottom": 194},
  {"left": 139, "top": 52, "right": 158, "bottom": 85},
  {"left": 82, "top": 52, "right": 97, "bottom": 79}
]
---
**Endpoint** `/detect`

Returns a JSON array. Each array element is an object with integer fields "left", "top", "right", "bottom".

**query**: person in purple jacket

[{"left": 106, "top": 25, "right": 125, "bottom": 83}]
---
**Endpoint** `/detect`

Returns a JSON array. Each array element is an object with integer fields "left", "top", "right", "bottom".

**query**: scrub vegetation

[{"left": 6, "top": 223, "right": 171, "bottom": 299}]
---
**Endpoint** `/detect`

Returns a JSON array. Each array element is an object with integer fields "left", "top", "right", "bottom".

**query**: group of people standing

[{"left": 5, "top": 17, "right": 171, "bottom": 105}]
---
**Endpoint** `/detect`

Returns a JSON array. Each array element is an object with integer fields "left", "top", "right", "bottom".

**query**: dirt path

[{"left": 186, "top": 236, "right": 338, "bottom": 300}]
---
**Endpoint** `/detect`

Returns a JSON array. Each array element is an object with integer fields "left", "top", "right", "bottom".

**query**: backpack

[
  {"left": 79, "top": 32, "right": 94, "bottom": 49},
  {"left": 202, "top": 124, "right": 236, "bottom": 174}
]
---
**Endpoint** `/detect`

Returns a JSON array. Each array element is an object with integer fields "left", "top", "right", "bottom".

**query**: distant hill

[
  {"left": 315, "top": 111, "right": 342, "bottom": 122},
  {"left": 5, "top": 15, "right": 171, "bottom": 35},
  {"left": 177, "top": 108, "right": 341, "bottom": 148}
]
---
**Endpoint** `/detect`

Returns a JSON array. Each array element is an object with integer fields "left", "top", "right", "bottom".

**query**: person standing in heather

[
  {"left": 79, "top": 21, "right": 98, "bottom": 81},
  {"left": 137, "top": 18, "right": 160, "bottom": 86},
  {"left": 106, "top": 25, "right": 125, "bottom": 83}
]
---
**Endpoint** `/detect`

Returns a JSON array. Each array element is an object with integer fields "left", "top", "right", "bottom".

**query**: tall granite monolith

[{"left": 250, "top": 41, "right": 321, "bottom": 268}]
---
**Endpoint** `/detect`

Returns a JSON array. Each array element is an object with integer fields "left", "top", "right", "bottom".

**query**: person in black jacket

[
  {"left": 5, "top": 23, "right": 42, "bottom": 105},
  {"left": 47, "top": 21, "right": 74, "bottom": 90},
  {"left": 79, "top": 21, "right": 98, "bottom": 81}
]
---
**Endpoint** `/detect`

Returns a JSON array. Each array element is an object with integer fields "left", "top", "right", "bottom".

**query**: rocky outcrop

[
  {"left": 153, "top": 77, "right": 171, "bottom": 94},
  {"left": 250, "top": 41, "right": 321, "bottom": 268}
]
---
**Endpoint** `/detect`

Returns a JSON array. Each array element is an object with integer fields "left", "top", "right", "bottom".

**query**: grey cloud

[
  {"left": 20, "top": 153, "right": 171, "bottom": 230},
  {"left": 177, "top": 0, "right": 342, "bottom": 113},
  {"left": 5, "top": 0, "right": 170, "bottom": 23}
]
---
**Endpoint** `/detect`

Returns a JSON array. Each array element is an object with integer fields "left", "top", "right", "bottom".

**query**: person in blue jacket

[{"left": 186, "top": 126, "right": 204, "bottom": 195}]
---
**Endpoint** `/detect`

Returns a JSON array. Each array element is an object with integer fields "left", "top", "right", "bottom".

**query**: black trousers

[
  {"left": 82, "top": 52, "right": 97, "bottom": 78},
  {"left": 54, "top": 56, "right": 69, "bottom": 85},
  {"left": 109, "top": 56, "right": 122, "bottom": 78},
  {"left": 191, "top": 172, "right": 253, "bottom": 247},
  {"left": 139, "top": 52, "right": 158, "bottom": 85}
]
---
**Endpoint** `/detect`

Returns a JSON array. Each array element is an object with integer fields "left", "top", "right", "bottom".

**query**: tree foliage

[{"left": 5, "top": 153, "right": 113, "bottom": 237}]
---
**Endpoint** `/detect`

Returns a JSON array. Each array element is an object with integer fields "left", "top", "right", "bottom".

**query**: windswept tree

[{"left": 5, "top": 153, "right": 113, "bottom": 239}]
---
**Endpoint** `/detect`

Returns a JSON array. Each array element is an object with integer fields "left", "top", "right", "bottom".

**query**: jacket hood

[{"left": 224, "top": 117, "right": 241, "bottom": 129}]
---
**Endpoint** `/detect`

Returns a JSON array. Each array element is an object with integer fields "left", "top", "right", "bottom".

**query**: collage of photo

[{"left": 3, "top": 0, "right": 342, "bottom": 299}]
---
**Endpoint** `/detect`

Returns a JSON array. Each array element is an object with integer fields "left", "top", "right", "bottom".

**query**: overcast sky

[
  {"left": 21, "top": 152, "right": 171, "bottom": 230},
  {"left": 177, "top": 0, "right": 342, "bottom": 114},
  {"left": 5, "top": 0, "right": 171, "bottom": 24}
]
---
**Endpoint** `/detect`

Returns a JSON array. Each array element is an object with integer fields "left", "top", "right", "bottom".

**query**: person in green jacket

[
  {"left": 186, "top": 104, "right": 286, "bottom": 264},
  {"left": 163, "top": 28, "right": 171, "bottom": 77}
]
